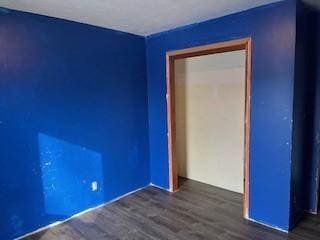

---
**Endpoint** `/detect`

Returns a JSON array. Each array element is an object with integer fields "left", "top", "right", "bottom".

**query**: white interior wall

[{"left": 175, "top": 50, "right": 246, "bottom": 193}]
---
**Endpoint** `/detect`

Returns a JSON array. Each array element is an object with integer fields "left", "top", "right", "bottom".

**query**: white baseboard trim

[
  {"left": 306, "top": 209, "right": 318, "bottom": 215},
  {"left": 247, "top": 217, "right": 288, "bottom": 233},
  {"left": 149, "top": 183, "right": 170, "bottom": 192},
  {"left": 16, "top": 185, "right": 148, "bottom": 240},
  {"left": 150, "top": 183, "right": 289, "bottom": 233},
  {"left": 16, "top": 183, "right": 290, "bottom": 239}
]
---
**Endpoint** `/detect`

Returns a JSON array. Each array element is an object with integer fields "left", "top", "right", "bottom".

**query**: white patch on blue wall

[{"left": 38, "top": 133, "right": 104, "bottom": 217}]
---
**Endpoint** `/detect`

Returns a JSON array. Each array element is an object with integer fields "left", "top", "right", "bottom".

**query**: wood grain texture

[
  {"left": 166, "top": 38, "right": 251, "bottom": 218},
  {"left": 22, "top": 178, "right": 320, "bottom": 240}
]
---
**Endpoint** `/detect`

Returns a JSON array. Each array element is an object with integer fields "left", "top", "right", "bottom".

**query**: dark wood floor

[{"left": 23, "top": 179, "right": 320, "bottom": 240}]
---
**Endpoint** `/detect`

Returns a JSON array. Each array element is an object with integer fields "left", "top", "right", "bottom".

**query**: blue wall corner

[
  {"left": 0, "top": 9, "right": 150, "bottom": 240},
  {"left": 290, "top": 1, "right": 320, "bottom": 227},
  {"left": 290, "top": 2, "right": 320, "bottom": 227},
  {"left": 1, "top": 0, "right": 319, "bottom": 238},
  {"left": 146, "top": 0, "right": 297, "bottom": 231}
]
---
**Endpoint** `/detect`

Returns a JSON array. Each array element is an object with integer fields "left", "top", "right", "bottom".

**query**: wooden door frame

[{"left": 166, "top": 38, "right": 252, "bottom": 218}]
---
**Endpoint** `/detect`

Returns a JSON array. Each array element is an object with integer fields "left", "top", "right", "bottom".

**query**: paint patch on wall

[{"left": 38, "top": 133, "right": 104, "bottom": 217}]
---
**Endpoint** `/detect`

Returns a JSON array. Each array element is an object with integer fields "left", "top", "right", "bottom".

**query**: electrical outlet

[{"left": 91, "top": 181, "right": 98, "bottom": 191}]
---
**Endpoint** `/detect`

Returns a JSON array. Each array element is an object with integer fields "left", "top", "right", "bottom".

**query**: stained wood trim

[
  {"left": 166, "top": 37, "right": 252, "bottom": 218},
  {"left": 167, "top": 38, "right": 250, "bottom": 59},
  {"left": 243, "top": 38, "right": 251, "bottom": 218},
  {"left": 166, "top": 54, "right": 178, "bottom": 192}
]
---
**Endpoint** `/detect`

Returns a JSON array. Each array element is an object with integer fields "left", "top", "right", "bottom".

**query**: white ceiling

[{"left": 0, "top": 0, "right": 283, "bottom": 36}]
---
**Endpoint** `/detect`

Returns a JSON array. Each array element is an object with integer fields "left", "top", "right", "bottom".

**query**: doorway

[{"left": 166, "top": 38, "right": 251, "bottom": 217}]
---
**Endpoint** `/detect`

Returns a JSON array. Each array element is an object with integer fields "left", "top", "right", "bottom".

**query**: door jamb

[{"left": 165, "top": 38, "right": 252, "bottom": 218}]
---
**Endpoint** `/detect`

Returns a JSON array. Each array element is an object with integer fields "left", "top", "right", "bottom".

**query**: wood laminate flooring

[{"left": 22, "top": 178, "right": 320, "bottom": 240}]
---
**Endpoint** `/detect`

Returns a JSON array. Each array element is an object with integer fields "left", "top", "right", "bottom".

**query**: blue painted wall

[
  {"left": 304, "top": 3, "right": 320, "bottom": 215},
  {"left": 318, "top": 14, "right": 320, "bottom": 212},
  {"left": 1, "top": 0, "right": 319, "bottom": 238},
  {"left": 309, "top": 8, "right": 320, "bottom": 214},
  {"left": 291, "top": 2, "right": 320, "bottom": 222},
  {"left": 290, "top": 1, "right": 313, "bottom": 227},
  {"left": 0, "top": 8, "right": 149, "bottom": 240},
  {"left": 308, "top": 5, "right": 320, "bottom": 213},
  {"left": 317, "top": 15, "right": 320, "bottom": 212},
  {"left": 146, "top": 1, "right": 297, "bottom": 231}
]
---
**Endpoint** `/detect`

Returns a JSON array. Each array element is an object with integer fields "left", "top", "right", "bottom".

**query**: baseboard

[
  {"left": 16, "top": 185, "right": 148, "bottom": 240},
  {"left": 150, "top": 182, "right": 290, "bottom": 233},
  {"left": 149, "top": 183, "right": 171, "bottom": 192},
  {"left": 247, "top": 217, "right": 289, "bottom": 233},
  {"left": 306, "top": 209, "right": 318, "bottom": 215},
  {"left": 16, "top": 183, "right": 291, "bottom": 239}
]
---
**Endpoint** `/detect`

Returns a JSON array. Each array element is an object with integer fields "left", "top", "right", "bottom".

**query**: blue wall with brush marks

[
  {"left": 0, "top": 8, "right": 149, "bottom": 240},
  {"left": 146, "top": 1, "right": 296, "bottom": 231}
]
